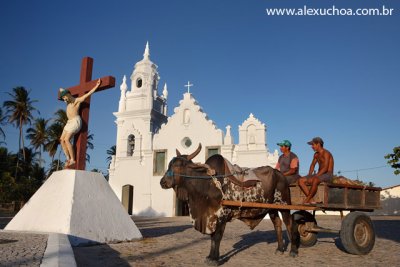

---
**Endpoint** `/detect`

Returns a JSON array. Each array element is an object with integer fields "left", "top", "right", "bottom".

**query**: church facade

[{"left": 108, "top": 43, "right": 279, "bottom": 217}]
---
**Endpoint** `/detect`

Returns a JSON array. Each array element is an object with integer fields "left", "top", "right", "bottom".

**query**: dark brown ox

[{"left": 160, "top": 144, "right": 299, "bottom": 265}]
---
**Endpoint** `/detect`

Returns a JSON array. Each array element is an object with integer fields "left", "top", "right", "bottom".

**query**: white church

[{"left": 108, "top": 43, "right": 279, "bottom": 217}]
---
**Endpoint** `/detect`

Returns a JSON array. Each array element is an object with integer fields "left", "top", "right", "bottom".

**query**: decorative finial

[
  {"left": 143, "top": 41, "right": 150, "bottom": 60},
  {"left": 184, "top": 81, "right": 193, "bottom": 93},
  {"left": 120, "top": 75, "right": 128, "bottom": 92},
  {"left": 224, "top": 125, "right": 233, "bottom": 145},
  {"left": 118, "top": 75, "right": 127, "bottom": 112},
  {"left": 162, "top": 83, "right": 168, "bottom": 99},
  {"left": 226, "top": 125, "right": 232, "bottom": 136}
]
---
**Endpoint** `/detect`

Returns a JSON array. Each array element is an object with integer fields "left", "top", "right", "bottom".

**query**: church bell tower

[{"left": 113, "top": 42, "right": 168, "bottom": 159}]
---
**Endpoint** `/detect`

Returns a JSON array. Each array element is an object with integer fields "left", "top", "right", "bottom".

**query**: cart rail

[
  {"left": 290, "top": 183, "right": 381, "bottom": 211},
  {"left": 220, "top": 200, "right": 319, "bottom": 211},
  {"left": 221, "top": 183, "right": 382, "bottom": 212}
]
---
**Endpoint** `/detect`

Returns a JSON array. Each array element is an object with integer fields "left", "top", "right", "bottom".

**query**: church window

[
  {"left": 153, "top": 150, "right": 166, "bottom": 175},
  {"left": 206, "top": 147, "right": 220, "bottom": 160},
  {"left": 136, "top": 78, "right": 142, "bottom": 88},
  {"left": 127, "top": 135, "right": 135, "bottom": 156},
  {"left": 181, "top": 137, "right": 192, "bottom": 148}
]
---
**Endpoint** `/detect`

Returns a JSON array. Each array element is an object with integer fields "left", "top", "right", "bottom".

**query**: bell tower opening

[
  {"left": 136, "top": 78, "right": 142, "bottom": 88},
  {"left": 127, "top": 134, "right": 135, "bottom": 156}
]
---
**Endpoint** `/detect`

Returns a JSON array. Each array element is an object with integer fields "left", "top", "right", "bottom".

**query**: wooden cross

[{"left": 58, "top": 57, "right": 115, "bottom": 170}]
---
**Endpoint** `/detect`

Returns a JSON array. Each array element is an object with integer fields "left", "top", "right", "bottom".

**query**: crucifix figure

[
  {"left": 184, "top": 81, "right": 193, "bottom": 93},
  {"left": 58, "top": 57, "right": 115, "bottom": 170}
]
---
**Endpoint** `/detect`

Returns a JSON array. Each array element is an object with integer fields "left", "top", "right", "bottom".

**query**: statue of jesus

[{"left": 59, "top": 79, "right": 101, "bottom": 168}]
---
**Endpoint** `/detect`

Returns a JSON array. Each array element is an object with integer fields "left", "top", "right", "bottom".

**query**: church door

[
  {"left": 122, "top": 185, "right": 134, "bottom": 215},
  {"left": 175, "top": 199, "right": 189, "bottom": 216}
]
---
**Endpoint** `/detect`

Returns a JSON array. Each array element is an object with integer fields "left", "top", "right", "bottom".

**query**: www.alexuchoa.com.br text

[{"left": 266, "top": 5, "right": 395, "bottom": 16}]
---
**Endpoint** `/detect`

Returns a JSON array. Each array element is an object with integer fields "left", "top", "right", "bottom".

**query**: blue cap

[{"left": 277, "top": 140, "right": 292, "bottom": 148}]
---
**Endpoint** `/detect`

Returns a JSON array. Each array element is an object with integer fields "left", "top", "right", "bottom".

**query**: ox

[{"left": 160, "top": 144, "right": 299, "bottom": 265}]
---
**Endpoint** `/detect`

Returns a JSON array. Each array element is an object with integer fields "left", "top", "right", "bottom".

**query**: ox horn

[
  {"left": 176, "top": 149, "right": 182, "bottom": 157},
  {"left": 187, "top": 143, "right": 202, "bottom": 161}
]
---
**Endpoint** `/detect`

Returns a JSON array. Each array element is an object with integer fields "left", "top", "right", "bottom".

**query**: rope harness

[
  {"left": 165, "top": 156, "right": 249, "bottom": 179},
  {"left": 165, "top": 156, "right": 234, "bottom": 179},
  {"left": 165, "top": 156, "right": 249, "bottom": 203}
]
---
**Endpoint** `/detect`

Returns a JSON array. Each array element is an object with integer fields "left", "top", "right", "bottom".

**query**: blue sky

[{"left": 0, "top": 0, "right": 399, "bottom": 187}]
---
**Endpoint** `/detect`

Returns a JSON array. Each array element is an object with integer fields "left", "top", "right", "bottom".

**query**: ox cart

[{"left": 221, "top": 182, "right": 382, "bottom": 255}]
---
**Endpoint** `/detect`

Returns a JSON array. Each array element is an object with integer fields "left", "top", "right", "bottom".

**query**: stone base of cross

[{"left": 58, "top": 57, "right": 115, "bottom": 170}]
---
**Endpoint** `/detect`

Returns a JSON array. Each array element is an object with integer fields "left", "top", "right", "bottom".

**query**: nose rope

[
  {"left": 165, "top": 167, "right": 228, "bottom": 199},
  {"left": 166, "top": 170, "right": 174, "bottom": 177},
  {"left": 211, "top": 175, "right": 226, "bottom": 199}
]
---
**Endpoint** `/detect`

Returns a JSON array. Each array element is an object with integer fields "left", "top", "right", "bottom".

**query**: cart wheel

[
  {"left": 293, "top": 211, "right": 318, "bottom": 247},
  {"left": 340, "top": 212, "right": 375, "bottom": 255}
]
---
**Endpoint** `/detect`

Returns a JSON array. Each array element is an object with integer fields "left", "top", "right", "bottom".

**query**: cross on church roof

[
  {"left": 184, "top": 81, "right": 193, "bottom": 93},
  {"left": 58, "top": 57, "right": 115, "bottom": 170}
]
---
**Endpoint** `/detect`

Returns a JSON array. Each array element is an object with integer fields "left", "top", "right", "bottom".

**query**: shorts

[
  {"left": 304, "top": 172, "right": 333, "bottom": 183},
  {"left": 286, "top": 174, "right": 300, "bottom": 185},
  {"left": 64, "top": 116, "right": 82, "bottom": 135}
]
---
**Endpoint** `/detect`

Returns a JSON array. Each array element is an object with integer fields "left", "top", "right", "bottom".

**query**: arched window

[
  {"left": 127, "top": 134, "right": 135, "bottom": 156},
  {"left": 136, "top": 78, "right": 142, "bottom": 88}
]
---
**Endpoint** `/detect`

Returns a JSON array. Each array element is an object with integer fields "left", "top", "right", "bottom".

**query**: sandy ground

[{"left": 73, "top": 215, "right": 400, "bottom": 267}]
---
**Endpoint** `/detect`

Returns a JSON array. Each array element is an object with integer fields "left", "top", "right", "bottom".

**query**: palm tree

[
  {"left": 0, "top": 147, "right": 17, "bottom": 203},
  {"left": 45, "top": 109, "right": 67, "bottom": 171},
  {"left": 3, "top": 87, "right": 38, "bottom": 160},
  {"left": 47, "top": 159, "right": 65, "bottom": 177},
  {"left": 26, "top": 118, "right": 49, "bottom": 167},
  {"left": 106, "top": 145, "right": 116, "bottom": 166},
  {"left": 53, "top": 109, "right": 68, "bottom": 126},
  {"left": 0, "top": 107, "right": 6, "bottom": 144},
  {"left": 0, "top": 146, "right": 17, "bottom": 177},
  {"left": 86, "top": 132, "right": 94, "bottom": 163},
  {"left": 45, "top": 122, "right": 63, "bottom": 170},
  {"left": 18, "top": 147, "right": 40, "bottom": 177}
]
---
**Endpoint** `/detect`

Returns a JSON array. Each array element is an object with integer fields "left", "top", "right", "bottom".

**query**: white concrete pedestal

[{"left": 5, "top": 170, "right": 142, "bottom": 246}]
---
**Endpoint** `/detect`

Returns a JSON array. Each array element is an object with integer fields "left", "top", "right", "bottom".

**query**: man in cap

[
  {"left": 59, "top": 79, "right": 101, "bottom": 168},
  {"left": 298, "top": 137, "right": 334, "bottom": 204},
  {"left": 275, "top": 140, "right": 300, "bottom": 184}
]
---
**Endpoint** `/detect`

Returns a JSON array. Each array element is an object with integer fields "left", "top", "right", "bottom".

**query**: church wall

[
  {"left": 151, "top": 175, "right": 175, "bottom": 216},
  {"left": 114, "top": 114, "right": 153, "bottom": 157},
  {"left": 109, "top": 44, "right": 280, "bottom": 217},
  {"left": 125, "top": 95, "right": 148, "bottom": 111},
  {"left": 109, "top": 155, "right": 174, "bottom": 217},
  {"left": 150, "top": 93, "right": 225, "bottom": 217},
  {"left": 235, "top": 150, "right": 271, "bottom": 168},
  {"left": 153, "top": 93, "right": 224, "bottom": 162}
]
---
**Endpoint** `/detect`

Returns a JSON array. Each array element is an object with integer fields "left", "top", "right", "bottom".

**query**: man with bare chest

[
  {"left": 59, "top": 79, "right": 101, "bottom": 168},
  {"left": 298, "top": 137, "right": 334, "bottom": 204}
]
